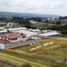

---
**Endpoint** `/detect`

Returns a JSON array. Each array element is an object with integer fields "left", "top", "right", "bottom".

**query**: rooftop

[
  {"left": 0, "top": 39, "right": 10, "bottom": 44},
  {"left": 0, "top": 32, "right": 21, "bottom": 40}
]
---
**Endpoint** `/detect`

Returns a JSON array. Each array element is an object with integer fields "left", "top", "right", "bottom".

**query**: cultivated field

[
  {"left": 12, "top": 38, "right": 67, "bottom": 55},
  {"left": 1, "top": 38, "right": 67, "bottom": 67}
]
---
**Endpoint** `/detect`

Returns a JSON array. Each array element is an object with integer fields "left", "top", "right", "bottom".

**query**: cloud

[{"left": 0, "top": 0, "right": 67, "bottom": 16}]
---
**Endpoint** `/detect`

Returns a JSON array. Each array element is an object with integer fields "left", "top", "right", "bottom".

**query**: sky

[{"left": 0, "top": 0, "right": 67, "bottom": 16}]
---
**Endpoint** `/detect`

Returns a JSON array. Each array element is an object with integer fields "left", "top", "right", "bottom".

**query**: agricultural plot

[
  {"left": 0, "top": 61, "right": 15, "bottom": 67},
  {"left": 3, "top": 38, "right": 67, "bottom": 67},
  {"left": 12, "top": 38, "right": 67, "bottom": 55}
]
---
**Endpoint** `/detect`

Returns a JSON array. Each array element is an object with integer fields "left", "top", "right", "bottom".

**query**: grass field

[
  {"left": 12, "top": 38, "right": 67, "bottom": 55},
  {"left": 0, "top": 38, "right": 67, "bottom": 67},
  {"left": 54, "top": 35, "right": 67, "bottom": 38},
  {"left": 0, "top": 60, "right": 15, "bottom": 67}
]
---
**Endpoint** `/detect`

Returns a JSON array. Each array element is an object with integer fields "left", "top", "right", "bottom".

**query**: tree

[{"left": 64, "top": 57, "right": 67, "bottom": 64}]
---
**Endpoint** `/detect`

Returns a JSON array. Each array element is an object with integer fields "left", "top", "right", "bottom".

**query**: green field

[
  {"left": 54, "top": 35, "right": 67, "bottom": 38},
  {"left": 0, "top": 38, "right": 67, "bottom": 67},
  {"left": 13, "top": 38, "right": 67, "bottom": 55}
]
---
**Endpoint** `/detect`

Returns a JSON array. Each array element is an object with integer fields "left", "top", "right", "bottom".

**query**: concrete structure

[
  {"left": 0, "top": 44, "right": 5, "bottom": 49},
  {"left": 14, "top": 30, "right": 38, "bottom": 37},
  {"left": 38, "top": 31, "right": 60, "bottom": 37},
  {"left": 0, "top": 39, "right": 38, "bottom": 49},
  {"left": 0, "top": 32, "right": 31, "bottom": 43},
  {"left": 30, "top": 29, "right": 41, "bottom": 33},
  {"left": 5, "top": 22, "right": 20, "bottom": 29},
  {"left": 29, "top": 20, "right": 39, "bottom": 24},
  {"left": 42, "top": 30, "right": 51, "bottom": 33},
  {"left": 0, "top": 31, "right": 39, "bottom": 49},
  {"left": 0, "top": 21, "right": 6, "bottom": 26}
]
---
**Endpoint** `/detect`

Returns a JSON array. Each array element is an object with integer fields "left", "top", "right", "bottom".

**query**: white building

[
  {"left": 39, "top": 31, "right": 60, "bottom": 37},
  {"left": 30, "top": 29, "right": 41, "bottom": 33},
  {"left": 29, "top": 20, "right": 39, "bottom": 24},
  {"left": 14, "top": 30, "right": 38, "bottom": 37},
  {"left": 0, "top": 44, "right": 5, "bottom": 49}
]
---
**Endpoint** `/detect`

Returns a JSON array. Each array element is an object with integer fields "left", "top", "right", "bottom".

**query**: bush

[{"left": 21, "top": 63, "right": 32, "bottom": 67}]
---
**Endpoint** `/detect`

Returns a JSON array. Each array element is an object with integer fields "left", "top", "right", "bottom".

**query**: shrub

[{"left": 21, "top": 63, "right": 32, "bottom": 67}]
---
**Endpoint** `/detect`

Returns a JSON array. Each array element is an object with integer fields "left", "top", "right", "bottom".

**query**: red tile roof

[
  {"left": 0, "top": 39, "right": 10, "bottom": 44},
  {"left": 0, "top": 32, "right": 21, "bottom": 40}
]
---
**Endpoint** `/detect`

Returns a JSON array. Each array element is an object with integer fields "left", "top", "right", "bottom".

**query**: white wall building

[
  {"left": 39, "top": 31, "right": 60, "bottom": 37},
  {"left": 0, "top": 44, "right": 5, "bottom": 49}
]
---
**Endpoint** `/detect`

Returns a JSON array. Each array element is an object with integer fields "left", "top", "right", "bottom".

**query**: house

[
  {"left": 14, "top": 29, "right": 38, "bottom": 37},
  {"left": 0, "top": 27, "right": 5, "bottom": 31},
  {"left": 29, "top": 29, "right": 41, "bottom": 33},
  {"left": 0, "top": 31, "right": 36, "bottom": 49},
  {"left": 0, "top": 39, "right": 10, "bottom": 49},
  {"left": 5, "top": 22, "right": 27, "bottom": 30},
  {"left": 29, "top": 20, "right": 39, "bottom": 24},
  {"left": 0, "top": 32, "right": 23, "bottom": 42},
  {"left": 0, "top": 21, "right": 6, "bottom": 31},
  {"left": 0, "top": 21, "right": 6, "bottom": 26},
  {"left": 42, "top": 30, "right": 51, "bottom": 33},
  {"left": 7, "top": 27, "right": 27, "bottom": 31}
]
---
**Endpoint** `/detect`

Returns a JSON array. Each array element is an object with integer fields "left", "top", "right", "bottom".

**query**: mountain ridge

[{"left": 0, "top": 11, "right": 59, "bottom": 18}]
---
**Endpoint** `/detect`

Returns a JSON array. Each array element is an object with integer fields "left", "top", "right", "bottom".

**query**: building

[
  {"left": 38, "top": 31, "right": 60, "bottom": 37},
  {"left": 15, "top": 29, "right": 38, "bottom": 37},
  {"left": 0, "top": 31, "right": 39, "bottom": 49},
  {"left": 30, "top": 29, "right": 41, "bottom": 33},
  {"left": 29, "top": 20, "right": 39, "bottom": 24},
  {"left": 0, "top": 21, "right": 6, "bottom": 26},
  {"left": 5, "top": 22, "right": 27, "bottom": 30},
  {"left": 5, "top": 22, "right": 20, "bottom": 29},
  {"left": 0, "top": 32, "right": 23, "bottom": 43}
]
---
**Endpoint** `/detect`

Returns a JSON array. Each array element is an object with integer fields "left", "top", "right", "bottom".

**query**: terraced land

[
  {"left": 0, "top": 60, "right": 15, "bottom": 67},
  {"left": 0, "top": 38, "right": 67, "bottom": 67},
  {"left": 12, "top": 38, "right": 67, "bottom": 55}
]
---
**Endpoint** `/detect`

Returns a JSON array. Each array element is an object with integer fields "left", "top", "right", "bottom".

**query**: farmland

[
  {"left": 12, "top": 38, "right": 67, "bottom": 55},
  {"left": 0, "top": 38, "right": 67, "bottom": 67}
]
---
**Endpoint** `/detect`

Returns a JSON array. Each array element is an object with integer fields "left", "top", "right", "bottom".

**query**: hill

[{"left": 0, "top": 11, "right": 59, "bottom": 18}]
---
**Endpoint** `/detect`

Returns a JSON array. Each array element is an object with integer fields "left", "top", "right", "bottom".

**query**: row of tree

[{"left": 0, "top": 16, "right": 67, "bottom": 34}]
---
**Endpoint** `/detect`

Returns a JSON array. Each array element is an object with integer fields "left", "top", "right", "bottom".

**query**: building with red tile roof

[
  {"left": 0, "top": 39, "right": 10, "bottom": 44},
  {"left": 0, "top": 32, "right": 32, "bottom": 49},
  {"left": 0, "top": 32, "right": 21, "bottom": 41}
]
